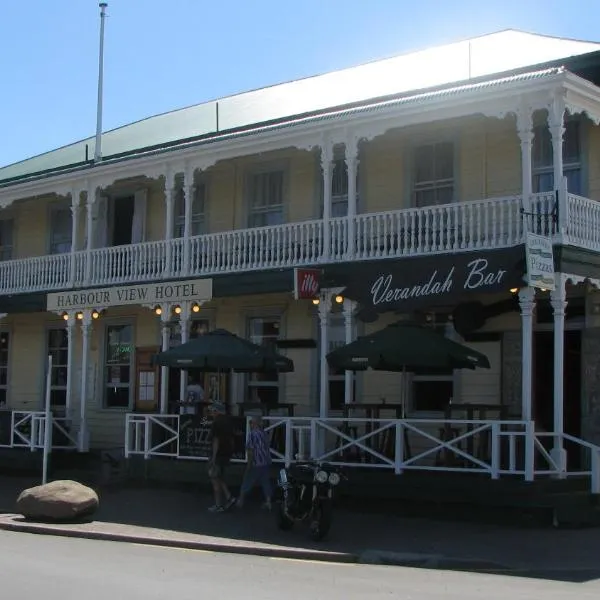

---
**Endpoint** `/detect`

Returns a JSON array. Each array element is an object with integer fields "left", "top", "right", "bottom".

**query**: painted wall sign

[
  {"left": 338, "top": 246, "right": 525, "bottom": 312},
  {"left": 525, "top": 233, "right": 556, "bottom": 291},
  {"left": 293, "top": 267, "right": 321, "bottom": 300},
  {"left": 47, "top": 278, "right": 213, "bottom": 312}
]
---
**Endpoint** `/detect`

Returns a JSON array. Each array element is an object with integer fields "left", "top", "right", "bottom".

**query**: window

[
  {"left": 174, "top": 182, "right": 207, "bottom": 238},
  {"left": 248, "top": 171, "right": 284, "bottom": 227},
  {"left": 0, "top": 220, "right": 14, "bottom": 261},
  {"left": 104, "top": 324, "right": 133, "bottom": 408},
  {"left": 532, "top": 120, "right": 582, "bottom": 195},
  {"left": 47, "top": 329, "right": 68, "bottom": 408},
  {"left": 327, "top": 315, "right": 355, "bottom": 410},
  {"left": 50, "top": 207, "right": 72, "bottom": 254},
  {"left": 247, "top": 317, "right": 281, "bottom": 406},
  {"left": 0, "top": 332, "right": 9, "bottom": 408},
  {"left": 413, "top": 142, "right": 454, "bottom": 206}
]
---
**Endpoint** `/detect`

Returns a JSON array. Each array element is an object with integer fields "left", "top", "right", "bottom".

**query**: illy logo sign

[{"left": 293, "top": 268, "right": 321, "bottom": 300}]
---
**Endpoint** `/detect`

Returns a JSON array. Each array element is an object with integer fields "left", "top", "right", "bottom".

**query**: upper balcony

[{"left": 0, "top": 190, "right": 592, "bottom": 296}]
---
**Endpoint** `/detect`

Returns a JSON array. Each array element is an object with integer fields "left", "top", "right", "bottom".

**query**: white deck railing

[
  {"left": 122, "top": 413, "right": 600, "bottom": 493},
  {"left": 0, "top": 192, "right": 568, "bottom": 295},
  {"left": 0, "top": 411, "right": 78, "bottom": 451}
]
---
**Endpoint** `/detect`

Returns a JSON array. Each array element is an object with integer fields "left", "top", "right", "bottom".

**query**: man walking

[
  {"left": 237, "top": 416, "right": 272, "bottom": 510},
  {"left": 207, "top": 402, "right": 236, "bottom": 512}
]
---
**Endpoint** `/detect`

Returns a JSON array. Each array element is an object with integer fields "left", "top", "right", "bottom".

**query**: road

[{"left": 1, "top": 530, "right": 598, "bottom": 600}]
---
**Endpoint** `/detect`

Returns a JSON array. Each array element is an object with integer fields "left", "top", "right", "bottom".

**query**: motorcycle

[{"left": 275, "top": 462, "right": 345, "bottom": 541}]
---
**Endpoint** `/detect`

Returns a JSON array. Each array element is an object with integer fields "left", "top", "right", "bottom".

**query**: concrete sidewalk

[{"left": 1, "top": 476, "right": 599, "bottom": 579}]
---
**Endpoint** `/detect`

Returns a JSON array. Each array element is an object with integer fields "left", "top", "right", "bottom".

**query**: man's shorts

[{"left": 208, "top": 457, "right": 230, "bottom": 479}]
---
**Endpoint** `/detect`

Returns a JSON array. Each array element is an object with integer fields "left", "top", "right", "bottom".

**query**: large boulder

[{"left": 16, "top": 480, "right": 99, "bottom": 522}]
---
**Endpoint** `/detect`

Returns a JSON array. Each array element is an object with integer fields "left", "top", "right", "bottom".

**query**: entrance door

[
  {"left": 134, "top": 346, "right": 160, "bottom": 412},
  {"left": 111, "top": 196, "right": 135, "bottom": 246},
  {"left": 533, "top": 330, "right": 582, "bottom": 468}
]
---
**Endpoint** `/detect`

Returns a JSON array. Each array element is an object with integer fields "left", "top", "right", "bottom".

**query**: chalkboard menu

[
  {"left": 179, "top": 415, "right": 247, "bottom": 460},
  {"left": 0, "top": 411, "right": 10, "bottom": 446}
]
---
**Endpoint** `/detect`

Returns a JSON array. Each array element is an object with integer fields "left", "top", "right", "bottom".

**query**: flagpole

[{"left": 94, "top": 2, "right": 108, "bottom": 163}]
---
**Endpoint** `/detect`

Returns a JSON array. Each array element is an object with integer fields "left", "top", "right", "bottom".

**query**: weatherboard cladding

[{"left": 0, "top": 67, "right": 564, "bottom": 188}]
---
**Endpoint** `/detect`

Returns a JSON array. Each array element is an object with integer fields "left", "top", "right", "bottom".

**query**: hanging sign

[
  {"left": 525, "top": 233, "right": 556, "bottom": 291},
  {"left": 293, "top": 268, "right": 321, "bottom": 300}
]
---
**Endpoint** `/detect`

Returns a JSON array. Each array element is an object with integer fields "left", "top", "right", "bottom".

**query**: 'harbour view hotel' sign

[{"left": 46, "top": 278, "right": 213, "bottom": 312}]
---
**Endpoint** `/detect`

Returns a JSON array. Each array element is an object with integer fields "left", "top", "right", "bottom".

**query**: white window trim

[
  {"left": 48, "top": 203, "right": 73, "bottom": 255},
  {"left": 0, "top": 218, "right": 15, "bottom": 262},
  {"left": 532, "top": 120, "right": 582, "bottom": 193},
  {"left": 46, "top": 326, "right": 69, "bottom": 408},
  {"left": 245, "top": 313, "right": 284, "bottom": 403},
  {"left": 412, "top": 140, "right": 455, "bottom": 207},
  {"left": 174, "top": 180, "right": 208, "bottom": 238},
  {"left": 245, "top": 163, "right": 288, "bottom": 228},
  {"left": 101, "top": 320, "right": 136, "bottom": 411}
]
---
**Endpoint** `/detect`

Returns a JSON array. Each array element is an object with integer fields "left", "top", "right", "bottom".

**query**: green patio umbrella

[
  {"left": 154, "top": 328, "right": 294, "bottom": 373},
  {"left": 326, "top": 321, "right": 490, "bottom": 373}
]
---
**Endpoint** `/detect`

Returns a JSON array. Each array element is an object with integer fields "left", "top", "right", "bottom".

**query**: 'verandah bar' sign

[
  {"left": 341, "top": 247, "right": 524, "bottom": 312},
  {"left": 47, "top": 278, "right": 213, "bottom": 312}
]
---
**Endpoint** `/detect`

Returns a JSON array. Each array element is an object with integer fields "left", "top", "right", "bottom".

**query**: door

[
  {"left": 134, "top": 346, "right": 160, "bottom": 412},
  {"left": 112, "top": 196, "right": 135, "bottom": 246}
]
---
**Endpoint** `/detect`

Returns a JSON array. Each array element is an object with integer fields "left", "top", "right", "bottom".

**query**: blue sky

[{"left": 0, "top": 0, "right": 598, "bottom": 168}]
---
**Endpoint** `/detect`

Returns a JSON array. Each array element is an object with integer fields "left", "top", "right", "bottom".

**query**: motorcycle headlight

[
  {"left": 315, "top": 470, "right": 328, "bottom": 483},
  {"left": 328, "top": 472, "right": 341, "bottom": 486}
]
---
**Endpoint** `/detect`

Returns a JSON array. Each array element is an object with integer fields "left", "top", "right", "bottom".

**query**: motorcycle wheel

[
  {"left": 277, "top": 504, "right": 294, "bottom": 531},
  {"left": 309, "top": 500, "right": 333, "bottom": 541}
]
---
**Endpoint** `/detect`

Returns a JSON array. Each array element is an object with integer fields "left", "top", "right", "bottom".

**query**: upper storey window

[
  {"left": 174, "top": 182, "right": 206, "bottom": 238},
  {"left": 248, "top": 171, "right": 284, "bottom": 228},
  {"left": 532, "top": 120, "right": 582, "bottom": 195},
  {"left": 50, "top": 206, "right": 72, "bottom": 254},
  {"left": 413, "top": 142, "right": 454, "bottom": 207}
]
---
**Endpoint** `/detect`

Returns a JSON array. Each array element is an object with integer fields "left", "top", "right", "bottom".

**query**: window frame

[
  {"left": 532, "top": 117, "right": 583, "bottom": 195},
  {"left": 102, "top": 320, "right": 135, "bottom": 410},
  {"left": 325, "top": 313, "right": 356, "bottom": 411},
  {"left": 411, "top": 140, "right": 456, "bottom": 207},
  {"left": 48, "top": 204, "right": 73, "bottom": 255},
  {"left": 173, "top": 179, "right": 208, "bottom": 238},
  {"left": 245, "top": 162, "right": 288, "bottom": 228},
  {"left": 0, "top": 218, "right": 15, "bottom": 262},
  {"left": 246, "top": 314, "right": 283, "bottom": 405},
  {"left": 46, "top": 327, "right": 69, "bottom": 409}
]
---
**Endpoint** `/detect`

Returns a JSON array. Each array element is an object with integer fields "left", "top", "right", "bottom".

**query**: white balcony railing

[{"left": 0, "top": 191, "right": 591, "bottom": 296}]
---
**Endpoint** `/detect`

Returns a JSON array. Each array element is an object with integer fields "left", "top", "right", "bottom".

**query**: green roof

[{"left": 1, "top": 29, "right": 600, "bottom": 186}]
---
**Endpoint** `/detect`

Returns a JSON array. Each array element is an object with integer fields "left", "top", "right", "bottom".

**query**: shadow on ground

[{"left": 2, "top": 475, "right": 600, "bottom": 584}]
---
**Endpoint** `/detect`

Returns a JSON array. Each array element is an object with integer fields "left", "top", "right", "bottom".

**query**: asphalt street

[{"left": 1, "top": 529, "right": 599, "bottom": 600}]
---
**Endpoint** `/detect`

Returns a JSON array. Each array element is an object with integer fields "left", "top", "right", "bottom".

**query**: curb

[
  {"left": 0, "top": 519, "right": 360, "bottom": 564},
  {"left": 358, "top": 550, "right": 511, "bottom": 571}
]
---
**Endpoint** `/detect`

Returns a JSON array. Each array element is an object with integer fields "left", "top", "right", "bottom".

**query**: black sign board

[
  {"left": 179, "top": 415, "right": 246, "bottom": 460},
  {"left": 0, "top": 411, "right": 11, "bottom": 446},
  {"left": 338, "top": 246, "right": 525, "bottom": 313}
]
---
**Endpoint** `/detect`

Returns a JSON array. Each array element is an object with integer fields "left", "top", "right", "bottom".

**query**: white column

[
  {"left": 69, "top": 189, "right": 80, "bottom": 286},
  {"left": 317, "top": 293, "right": 331, "bottom": 418},
  {"left": 78, "top": 309, "right": 92, "bottom": 452},
  {"left": 85, "top": 185, "right": 96, "bottom": 284},
  {"left": 345, "top": 134, "right": 359, "bottom": 257},
  {"left": 159, "top": 304, "right": 171, "bottom": 414},
  {"left": 548, "top": 94, "right": 568, "bottom": 234},
  {"left": 321, "top": 139, "right": 334, "bottom": 259},
  {"left": 343, "top": 298, "right": 355, "bottom": 405},
  {"left": 164, "top": 172, "right": 175, "bottom": 275},
  {"left": 183, "top": 167, "right": 194, "bottom": 275},
  {"left": 179, "top": 301, "right": 191, "bottom": 404},
  {"left": 516, "top": 106, "right": 533, "bottom": 214},
  {"left": 519, "top": 286, "right": 536, "bottom": 422},
  {"left": 65, "top": 312, "right": 76, "bottom": 420},
  {"left": 550, "top": 274, "right": 568, "bottom": 474}
]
